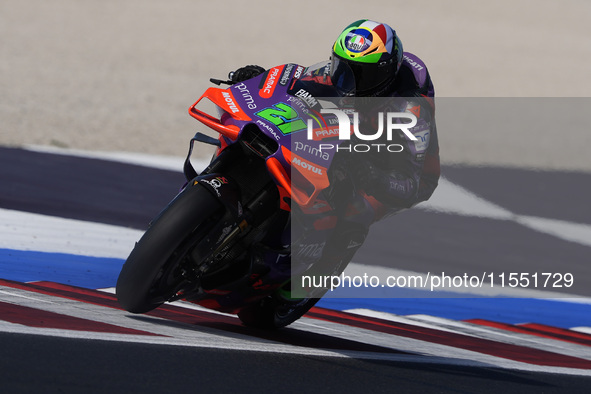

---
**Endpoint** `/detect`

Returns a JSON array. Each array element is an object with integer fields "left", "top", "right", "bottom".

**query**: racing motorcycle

[{"left": 116, "top": 62, "right": 369, "bottom": 328}]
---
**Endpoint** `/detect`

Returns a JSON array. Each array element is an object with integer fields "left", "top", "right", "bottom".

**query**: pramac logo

[{"left": 259, "top": 66, "right": 284, "bottom": 99}]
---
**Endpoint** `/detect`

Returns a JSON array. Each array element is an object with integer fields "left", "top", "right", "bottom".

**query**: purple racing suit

[
  {"left": 342, "top": 52, "right": 440, "bottom": 222},
  {"left": 298, "top": 52, "right": 440, "bottom": 278}
]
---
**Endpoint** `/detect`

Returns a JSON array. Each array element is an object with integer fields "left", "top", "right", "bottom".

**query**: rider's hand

[{"left": 229, "top": 65, "right": 266, "bottom": 83}]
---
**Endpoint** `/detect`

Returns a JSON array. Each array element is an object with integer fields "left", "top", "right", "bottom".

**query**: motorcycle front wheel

[{"left": 116, "top": 183, "right": 224, "bottom": 313}]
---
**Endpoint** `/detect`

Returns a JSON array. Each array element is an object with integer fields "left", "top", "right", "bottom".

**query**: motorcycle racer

[
  {"left": 229, "top": 19, "right": 440, "bottom": 295},
  {"left": 332, "top": 19, "right": 440, "bottom": 222},
  {"left": 232, "top": 19, "right": 440, "bottom": 221}
]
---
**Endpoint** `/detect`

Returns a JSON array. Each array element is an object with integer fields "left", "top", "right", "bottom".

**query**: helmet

[{"left": 330, "top": 19, "right": 403, "bottom": 96}]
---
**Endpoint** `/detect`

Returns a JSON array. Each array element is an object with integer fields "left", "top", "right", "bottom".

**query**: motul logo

[
  {"left": 292, "top": 157, "right": 323, "bottom": 175},
  {"left": 221, "top": 91, "right": 239, "bottom": 113}
]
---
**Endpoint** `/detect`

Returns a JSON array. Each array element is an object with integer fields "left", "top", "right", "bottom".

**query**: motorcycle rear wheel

[
  {"left": 116, "top": 183, "right": 223, "bottom": 313},
  {"left": 237, "top": 292, "right": 324, "bottom": 329}
]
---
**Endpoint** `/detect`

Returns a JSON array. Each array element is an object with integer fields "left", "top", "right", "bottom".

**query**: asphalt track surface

[
  {"left": 3, "top": 332, "right": 591, "bottom": 394},
  {"left": 2, "top": 146, "right": 591, "bottom": 393}
]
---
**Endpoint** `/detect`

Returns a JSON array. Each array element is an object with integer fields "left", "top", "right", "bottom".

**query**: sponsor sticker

[
  {"left": 413, "top": 129, "right": 430, "bottom": 152},
  {"left": 279, "top": 64, "right": 295, "bottom": 86},
  {"left": 346, "top": 33, "right": 371, "bottom": 52},
  {"left": 259, "top": 66, "right": 284, "bottom": 99}
]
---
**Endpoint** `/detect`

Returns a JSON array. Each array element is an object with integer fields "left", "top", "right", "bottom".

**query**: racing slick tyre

[
  {"left": 237, "top": 285, "right": 328, "bottom": 329},
  {"left": 116, "top": 182, "right": 224, "bottom": 313},
  {"left": 237, "top": 296, "right": 322, "bottom": 329}
]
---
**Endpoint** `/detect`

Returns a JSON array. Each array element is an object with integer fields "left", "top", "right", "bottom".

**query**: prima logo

[
  {"left": 234, "top": 82, "right": 256, "bottom": 110},
  {"left": 294, "top": 141, "right": 330, "bottom": 161}
]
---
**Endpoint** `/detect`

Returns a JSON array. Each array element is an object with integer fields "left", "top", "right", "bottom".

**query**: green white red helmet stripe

[
  {"left": 351, "top": 19, "right": 394, "bottom": 53},
  {"left": 333, "top": 19, "right": 395, "bottom": 63}
]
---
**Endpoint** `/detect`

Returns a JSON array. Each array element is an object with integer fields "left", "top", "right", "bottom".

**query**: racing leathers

[
  {"left": 229, "top": 54, "right": 440, "bottom": 287},
  {"left": 338, "top": 51, "right": 440, "bottom": 222},
  {"left": 293, "top": 52, "right": 440, "bottom": 283}
]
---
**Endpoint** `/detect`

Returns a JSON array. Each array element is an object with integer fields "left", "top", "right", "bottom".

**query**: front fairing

[{"left": 191, "top": 63, "right": 352, "bottom": 211}]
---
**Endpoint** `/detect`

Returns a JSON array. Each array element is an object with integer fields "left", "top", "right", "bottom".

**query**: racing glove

[{"left": 229, "top": 65, "right": 265, "bottom": 83}]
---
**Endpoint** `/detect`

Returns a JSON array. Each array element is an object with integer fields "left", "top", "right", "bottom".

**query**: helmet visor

[
  {"left": 327, "top": 57, "right": 356, "bottom": 96},
  {"left": 331, "top": 53, "right": 395, "bottom": 96}
]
